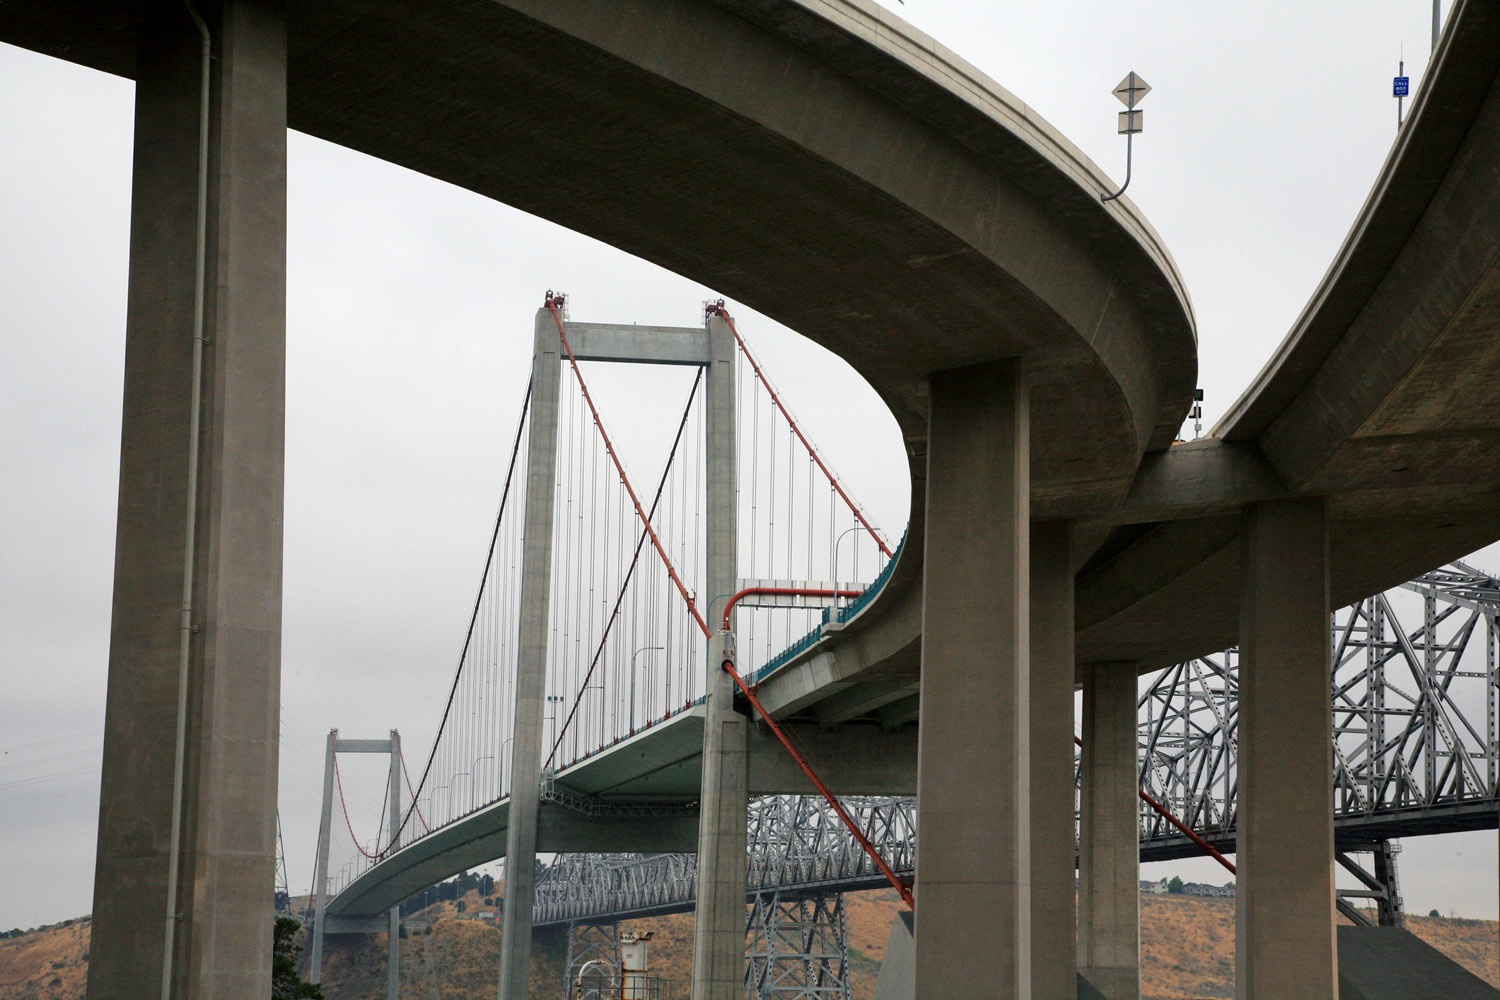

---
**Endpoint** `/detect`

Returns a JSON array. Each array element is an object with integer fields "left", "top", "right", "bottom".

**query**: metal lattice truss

[
  {"left": 534, "top": 797, "right": 915, "bottom": 927},
  {"left": 1138, "top": 561, "right": 1500, "bottom": 858},
  {"left": 533, "top": 563, "right": 1500, "bottom": 925},
  {"left": 744, "top": 891, "right": 850, "bottom": 999}
]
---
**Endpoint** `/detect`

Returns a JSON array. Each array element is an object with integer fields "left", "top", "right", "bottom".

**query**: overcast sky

[{"left": 2, "top": 1, "right": 1495, "bottom": 932}]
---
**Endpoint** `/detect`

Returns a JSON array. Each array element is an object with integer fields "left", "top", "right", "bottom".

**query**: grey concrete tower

[
  {"left": 691, "top": 312, "right": 746, "bottom": 1000},
  {"left": 86, "top": 2, "right": 287, "bottom": 997},
  {"left": 498, "top": 308, "right": 565, "bottom": 1000}
]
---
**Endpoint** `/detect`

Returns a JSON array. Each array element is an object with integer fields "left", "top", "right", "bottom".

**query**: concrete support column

[
  {"left": 387, "top": 730, "right": 402, "bottom": 1000},
  {"left": 915, "top": 359, "right": 1030, "bottom": 998},
  {"left": 1030, "top": 522, "right": 1076, "bottom": 1000},
  {"left": 498, "top": 309, "right": 565, "bottom": 1000},
  {"left": 309, "top": 730, "right": 337, "bottom": 982},
  {"left": 1077, "top": 663, "right": 1140, "bottom": 1000},
  {"left": 86, "top": 3, "right": 286, "bottom": 997},
  {"left": 1236, "top": 498, "right": 1336, "bottom": 1000},
  {"left": 691, "top": 314, "right": 746, "bottom": 1000}
]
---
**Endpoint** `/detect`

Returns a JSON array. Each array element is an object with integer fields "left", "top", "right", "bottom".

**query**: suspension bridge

[{"left": 307, "top": 299, "right": 1499, "bottom": 996}]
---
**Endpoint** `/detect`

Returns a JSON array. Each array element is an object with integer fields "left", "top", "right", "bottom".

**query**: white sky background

[{"left": 2, "top": 0, "right": 1497, "bottom": 931}]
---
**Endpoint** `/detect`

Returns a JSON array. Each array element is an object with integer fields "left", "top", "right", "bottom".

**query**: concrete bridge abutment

[{"left": 87, "top": 2, "right": 288, "bottom": 996}]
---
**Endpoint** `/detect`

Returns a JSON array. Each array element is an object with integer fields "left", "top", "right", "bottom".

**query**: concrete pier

[
  {"left": 85, "top": 3, "right": 287, "bottom": 997},
  {"left": 1236, "top": 499, "right": 1337, "bottom": 999},
  {"left": 498, "top": 309, "right": 565, "bottom": 1000},
  {"left": 1030, "top": 521, "right": 1077, "bottom": 999},
  {"left": 1077, "top": 663, "right": 1140, "bottom": 1000},
  {"left": 915, "top": 360, "right": 1030, "bottom": 998},
  {"left": 690, "top": 314, "right": 745, "bottom": 1000}
]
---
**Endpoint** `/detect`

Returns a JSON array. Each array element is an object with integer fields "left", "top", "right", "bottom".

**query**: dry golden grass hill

[{"left": 2, "top": 890, "right": 1495, "bottom": 999}]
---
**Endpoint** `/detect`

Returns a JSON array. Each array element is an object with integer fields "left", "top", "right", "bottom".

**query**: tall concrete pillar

[
  {"left": 86, "top": 3, "right": 286, "bottom": 997},
  {"left": 1236, "top": 499, "right": 1336, "bottom": 1000},
  {"left": 1077, "top": 663, "right": 1140, "bottom": 1000},
  {"left": 691, "top": 314, "right": 746, "bottom": 1000},
  {"left": 498, "top": 309, "right": 565, "bottom": 1000},
  {"left": 915, "top": 359, "right": 1030, "bottom": 998},
  {"left": 1031, "top": 521, "right": 1076, "bottom": 1000},
  {"left": 387, "top": 730, "right": 402, "bottom": 1000},
  {"left": 309, "top": 730, "right": 337, "bottom": 982}
]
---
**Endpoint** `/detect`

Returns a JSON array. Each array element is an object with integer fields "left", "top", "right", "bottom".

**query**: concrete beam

[
  {"left": 1091, "top": 439, "right": 1289, "bottom": 526},
  {"left": 878, "top": 694, "right": 921, "bottom": 731},
  {"left": 563, "top": 321, "right": 709, "bottom": 366},
  {"left": 747, "top": 724, "right": 917, "bottom": 795},
  {"left": 812, "top": 679, "right": 919, "bottom": 728},
  {"left": 914, "top": 360, "right": 1030, "bottom": 998},
  {"left": 87, "top": 4, "right": 286, "bottom": 996},
  {"left": 536, "top": 805, "right": 698, "bottom": 854},
  {"left": 1236, "top": 499, "right": 1337, "bottom": 999}
]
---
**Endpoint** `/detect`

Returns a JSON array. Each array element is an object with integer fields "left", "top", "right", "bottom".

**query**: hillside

[{"left": 3, "top": 892, "right": 1495, "bottom": 999}]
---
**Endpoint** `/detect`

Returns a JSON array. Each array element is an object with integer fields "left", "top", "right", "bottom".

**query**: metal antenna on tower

[{"left": 1103, "top": 71, "right": 1150, "bottom": 203}]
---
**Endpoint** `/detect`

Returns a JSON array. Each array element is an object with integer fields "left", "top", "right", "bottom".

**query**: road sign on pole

[{"left": 1113, "top": 71, "right": 1151, "bottom": 109}]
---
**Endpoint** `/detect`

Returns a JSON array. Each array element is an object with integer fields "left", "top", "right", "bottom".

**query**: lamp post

[
  {"left": 630, "top": 646, "right": 663, "bottom": 732},
  {"left": 832, "top": 526, "right": 862, "bottom": 610},
  {"left": 469, "top": 755, "right": 494, "bottom": 810},
  {"left": 546, "top": 695, "right": 565, "bottom": 756},
  {"left": 498, "top": 737, "right": 515, "bottom": 796}
]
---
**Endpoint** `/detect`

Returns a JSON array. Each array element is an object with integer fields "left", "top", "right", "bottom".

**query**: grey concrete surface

[
  {"left": 1236, "top": 499, "right": 1336, "bottom": 1000},
  {"left": 498, "top": 309, "right": 564, "bottom": 1000},
  {"left": 1336, "top": 926, "right": 1500, "bottom": 999},
  {"left": 914, "top": 361, "right": 1030, "bottom": 998},
  {"left": 691, "top": 315, "right": 746, "bottom": 1000},
  {"left": 85, "top": 3, "right": 287, "bottom": 997},
  {"left": 1077, "top": 664, "right": 1140, "bottom": 1000},
  {"left": 871, "top": 911, "right": 915, "bottom": 1000},
  {"left": 1031, "top": 521, "right": 1077, "bottom": 1000}
]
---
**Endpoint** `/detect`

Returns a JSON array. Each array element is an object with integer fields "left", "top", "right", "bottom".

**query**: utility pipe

[
  {"left": 718, "top": 587, "right": 863, "bottom": 634},
  {"left": 161, "top": 4, "right": 212, "bottom": 998}
]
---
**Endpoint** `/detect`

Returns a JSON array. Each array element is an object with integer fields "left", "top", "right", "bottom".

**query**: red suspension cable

[
  {"left": 721, "top": 655, "right": 913, "bottom": 908},
  {"left": 334, "top": 756, "right": 384, "bottom": 861},
  {"left": 546, "top": 293, "right": 711, "bottom": 637},
  {"left": 1073, "top": 735, "right": 1236, "bottom": 875},
  {"left": 709, "top": 301, "right": 892, "bottom": 559}
]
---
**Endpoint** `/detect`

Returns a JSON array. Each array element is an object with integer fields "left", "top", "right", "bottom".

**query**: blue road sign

[{"left": 1394, "top": 76, "right": 1410, "bottom": 97}]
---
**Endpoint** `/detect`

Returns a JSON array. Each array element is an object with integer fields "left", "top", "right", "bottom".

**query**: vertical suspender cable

[{"left": 163, "top": 5, "right": 211, "bottom": 997}]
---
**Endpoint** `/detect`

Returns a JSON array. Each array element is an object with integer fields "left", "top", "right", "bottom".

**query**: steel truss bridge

[{"left": 533, "top": 561, "right": 1500, "bottom": 929}]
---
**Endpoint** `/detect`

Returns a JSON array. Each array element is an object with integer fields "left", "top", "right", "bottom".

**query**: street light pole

[
  {"left": 469, "top": 755, "right": 494, "bottom": 811},
  {"left": 832, "top": 526, "right": 862, "bottom": 610},
  {"left": 630, "top": 646, "right": 664, "bottom": 732}
]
